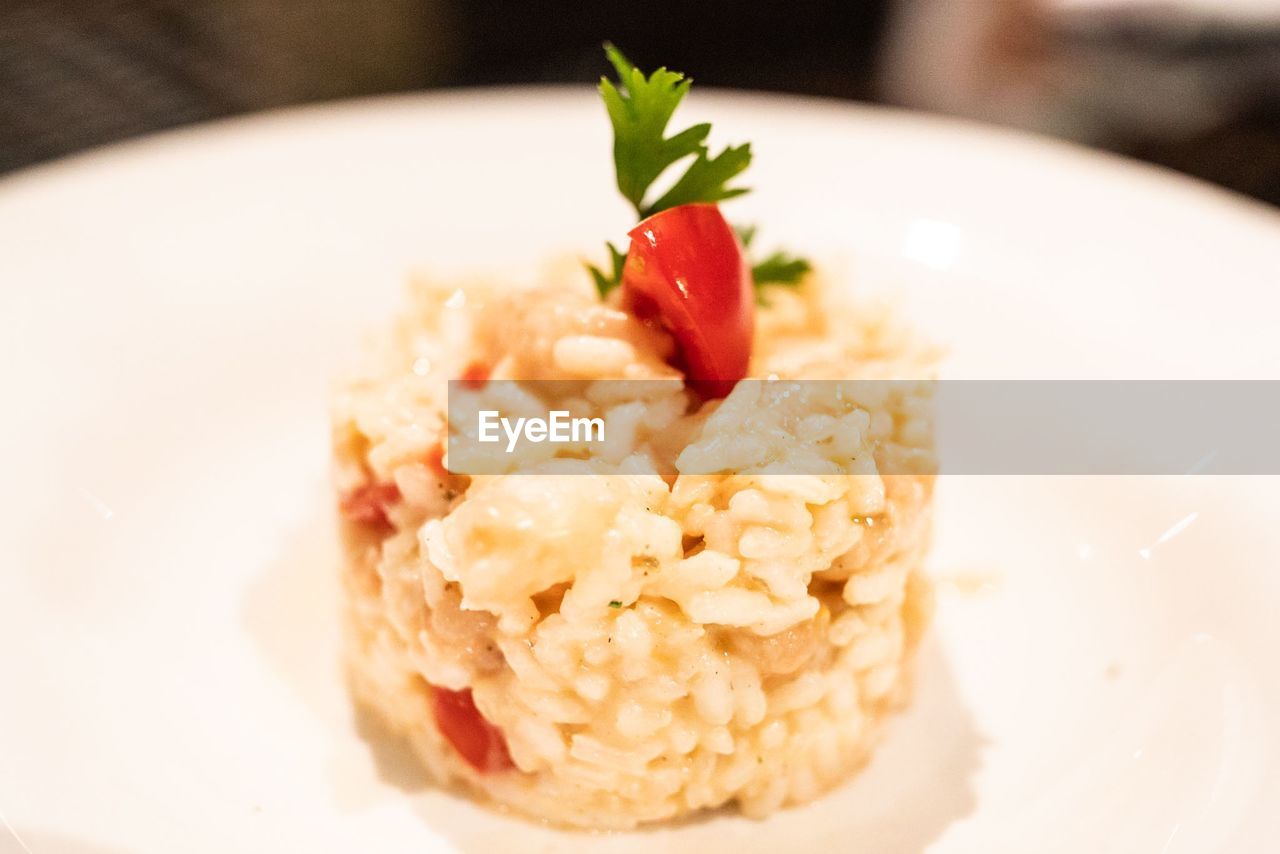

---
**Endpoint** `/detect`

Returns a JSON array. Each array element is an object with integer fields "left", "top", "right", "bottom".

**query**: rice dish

[{"left": 332, "top": 271, "right": 936, "bottom": 828}]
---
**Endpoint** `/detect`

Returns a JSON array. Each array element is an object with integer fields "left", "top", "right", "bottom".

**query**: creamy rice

[{"left": 331, "top": 267, "right": 936, "bottom": 828}]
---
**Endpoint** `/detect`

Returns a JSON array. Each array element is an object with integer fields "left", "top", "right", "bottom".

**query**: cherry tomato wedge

[
  {"left": 459, "top": 362, "right": 490, "bottom": 390},
  {"left": 431, "top": 686, "right": 513, "bottom": 773},
  {"left": 339, "top": 482, "right": 400, "bottom": 530},
  {"left": 424, "top": 442, "right": 450, "bottom": 480},
  {"left": 622, "top": 203, "right": 753, "bottom": 398}
]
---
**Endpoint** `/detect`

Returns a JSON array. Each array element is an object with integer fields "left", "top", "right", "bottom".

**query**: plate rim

[{"left": 2, "top": 84, "right": 1279, "bottom": 236}]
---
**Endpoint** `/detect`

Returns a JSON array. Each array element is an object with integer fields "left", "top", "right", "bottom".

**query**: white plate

[{"left": 2, "top": 89, "right": 1279, "bottom": 854}]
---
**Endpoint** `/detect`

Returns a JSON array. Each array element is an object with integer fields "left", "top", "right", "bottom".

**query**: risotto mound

[{"left": 332, "top": 269, "right": 936, "bottom": 828}]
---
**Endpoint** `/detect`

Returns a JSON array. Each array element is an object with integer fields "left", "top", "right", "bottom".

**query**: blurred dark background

[{"left": 2, "top": 0, "right": 1279, "bottom": 204}]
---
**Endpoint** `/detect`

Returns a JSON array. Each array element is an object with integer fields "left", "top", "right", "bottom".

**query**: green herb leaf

[
  {"left": 601, "top": 43, "right": 751, "bottom": 219},
  {"left": 600, "top": 44, "right": 705, "bottom": 216},
  {"left": 644, "top": 143, "right": 752, "bottom": 216},
  {"left": 587, "top": 241, "right": 627, "bottom": 297},
  {"left": 608, "top": 600, "right": 622, "bottom": 608},
  {"left": 752, "top": 251, "right": 812, "bottom": 286},
  {"left": 737, "top": 222, "right": 813, "bottom": 300}
]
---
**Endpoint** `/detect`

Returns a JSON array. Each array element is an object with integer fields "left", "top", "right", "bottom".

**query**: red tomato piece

[
  {"left": 460, "top": 362, "right": 490, "bottom": 390},
  {"left": 431, "top": 686, "right": 513, "bottom": 773},
  {"left": 622, "top": 203, "right": 753, "bottom": 398},
  {"left": 339, "top": 482, "right": 400, "bottom": 530},
  {"left": 424, "top": 442, "right": 450, "bottom": 480}
]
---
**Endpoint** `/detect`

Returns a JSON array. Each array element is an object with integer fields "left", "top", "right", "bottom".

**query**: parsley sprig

[
  {"left": 736, "top": 224, "right": 813, "bottom": 302},
  {"left": 600, "top": 44, "right": 751, "bottom": 219},
  {"left": 589, "top": 44, "right": 811, "bottom": 298},
  {"left": 753, "top": 252, "right": 811, "bottom": 285},
  {"left": 587, "top": 241, "right": 627, "bottom": 297}
]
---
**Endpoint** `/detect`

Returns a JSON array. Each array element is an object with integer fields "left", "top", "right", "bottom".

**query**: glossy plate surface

[{"left": 2, "top": 89, "right": 1279, "bottom": 853}]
